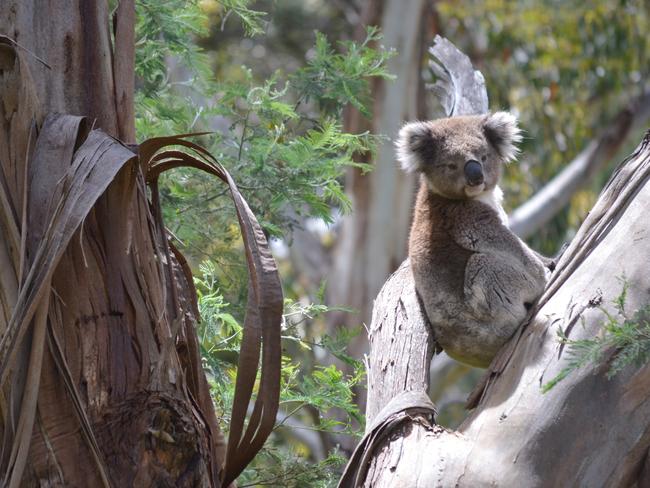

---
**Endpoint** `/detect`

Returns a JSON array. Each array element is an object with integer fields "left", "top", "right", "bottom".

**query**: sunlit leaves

[
  {"left": 196, "top": 262, "right": 362, "bottom": 483},
  {"left": 136, "top": 0, "right": 211, "bottom": 95},
  {"left": 143, "top": 26, "right": 390, "bottom": 270},
  {"left": 292, "top": 27, "right": 396, "bottom": 117},
  {"left": 206, "top": 0, "right": 266, "bottom": 36},
  {"left": 238, "top": 449, "right": 346, "bottom": 488}
]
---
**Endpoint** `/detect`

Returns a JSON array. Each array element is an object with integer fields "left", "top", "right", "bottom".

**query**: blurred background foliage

[
  {"left": 133, "top": 0, "right": 650, "bottom": 485},
  {"left": 437, "top": 0, "right": 649, "bottom": 253}
]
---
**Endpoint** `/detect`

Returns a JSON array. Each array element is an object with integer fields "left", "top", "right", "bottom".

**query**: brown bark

[
  {"left": 0, "top": 1, "right": 221, "bottom": 481},
  {"left": 0, "top": 2, "right": 282, "bottom": 486},
  {"left": 342, "top": 131, "right": 650, "bottom": 487}
]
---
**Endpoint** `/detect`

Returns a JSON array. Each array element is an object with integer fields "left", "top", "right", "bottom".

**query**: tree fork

[{"left": 341, "top": 131, "right": 650, "bottom": 487}]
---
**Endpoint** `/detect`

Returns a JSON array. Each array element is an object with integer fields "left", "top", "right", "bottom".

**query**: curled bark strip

[
  {"left": 140, "top": 136, "right": 284, "bottom": 487},
  {"left": 0, "top": 39, "right": 114, "bottom": 486},
  {"left": 0, "top": 26, "right": 281, "bottom": 484},
  {"left": 339, "top": 391, "right": 436, "bottom": 488},
  {"left": 0, "top": 130, "right": 137, "bottom": 387},
  {"left": 0, "top": 7, "right": 281, "bottom": 485},
  {"left": 0, "top": 118, "right": 131, "bottom": 485}
]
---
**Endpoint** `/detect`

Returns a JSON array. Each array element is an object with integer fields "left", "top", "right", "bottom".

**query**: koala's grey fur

[{"left": 397, "top": 112, "right": 550, "bottom": 368}]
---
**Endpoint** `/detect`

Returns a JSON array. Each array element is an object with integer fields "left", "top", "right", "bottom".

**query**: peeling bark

[{"left": 0, "top": 2, "right": 282, "bottom": 486}]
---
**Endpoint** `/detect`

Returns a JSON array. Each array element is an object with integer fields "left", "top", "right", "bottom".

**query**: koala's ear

[
  {"left": 483, "top": 111, "right": 522, "bottom": 162},
  {"left": 396, "top": 121, "right": 436, "bottom": 173}
]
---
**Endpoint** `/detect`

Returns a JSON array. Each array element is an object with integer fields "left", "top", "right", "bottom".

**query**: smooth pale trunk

[{"left": 360, "top": 133, "right": 650, "bottom": 487}]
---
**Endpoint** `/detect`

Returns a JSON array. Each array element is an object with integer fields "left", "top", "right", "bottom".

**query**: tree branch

[
  {"left": 509, "top": 89, "right": 650, "bottom": 239},
  {"left": 342, "top": 131, "right": 650, "bottom": 486},
  {"left": 364, "top": 259, "right": 436, "bottom": 425}
]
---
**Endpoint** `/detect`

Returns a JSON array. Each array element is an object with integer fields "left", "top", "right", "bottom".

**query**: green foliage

[
  {"left": 238, "top": 450, "right": 346, "bottom": 488},
  {"left": 208, "top": 64, "right": 382, "bottom": 233},
  {"left": 211, "top": 0, "right": 266, "bottom": 36},
  {"left": 136, "top": 8, "right": 392, "bottom": 331},
  {"left": 133, "top": 1, "right": 393, "bottom": 355},
  {"left": 135, "top": 0, "right": 211, "bottom": 97},
  {"left": 134, "top": 0, "right": 392, "bottom": 276},
  {"left": 291, "top": 27, "right": 396, "bottom": 118},
  {"left": 195, "top": 261, "right": 363, "bottom": 485},
  {"left": 133, "top": 4, "right": 377, "bottom": 484},
  {"left": 543, "top": 279, "right": 650, "bottom": 393},
  {"left": 134, "top": 0, "right": 264, "bottom": 96},
  {"left": 278, "top": 361, "right": 364, "bottom": 435},
  {"left": 133, "top": 0, "right": 263, "bottom": 137}
]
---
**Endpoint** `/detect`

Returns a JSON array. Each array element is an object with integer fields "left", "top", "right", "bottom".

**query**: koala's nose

[{"left": 464, "top": 160, "right": 484, "bottom": 186}]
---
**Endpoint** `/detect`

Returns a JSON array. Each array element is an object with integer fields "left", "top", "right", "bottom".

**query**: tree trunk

[
  {"left": 0, "top": 2, "right": 239, "bottom": 486},
  {"left": 327, "top": 0, "right": 433, "bottom": 337},
  {"left": 341, "top": 131, "right": 650, "bottom": 487}
]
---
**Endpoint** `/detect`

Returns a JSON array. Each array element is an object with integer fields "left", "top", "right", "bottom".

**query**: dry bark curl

[{"left": 0, "top": 8, "right": 283, "bottom": 484}]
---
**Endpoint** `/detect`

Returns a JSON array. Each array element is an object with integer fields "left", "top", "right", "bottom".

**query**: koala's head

[{"left": 396, "top": 112, "right": 521, "bottom": 199}]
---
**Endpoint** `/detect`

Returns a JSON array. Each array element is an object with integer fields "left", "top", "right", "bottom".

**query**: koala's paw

[{"left": 547, "top": 242, "right": 570, "bottom": 273}]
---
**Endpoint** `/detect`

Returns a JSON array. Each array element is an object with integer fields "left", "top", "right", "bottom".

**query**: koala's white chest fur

[{"left": 474, "top": 185, "right": 509, "bottom": 226}]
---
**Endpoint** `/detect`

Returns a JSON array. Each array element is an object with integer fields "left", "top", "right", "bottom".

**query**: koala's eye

[
  {"left": 481, "top": 155, "right": 487, "bottom": 162},
  {"left": 447, "top": 164, "right": 457, "bottom": 170}
]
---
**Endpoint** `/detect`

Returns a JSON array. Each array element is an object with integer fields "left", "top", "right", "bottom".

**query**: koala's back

[{"left": 409, "top": 181, "right": 546, "bottom": 368}]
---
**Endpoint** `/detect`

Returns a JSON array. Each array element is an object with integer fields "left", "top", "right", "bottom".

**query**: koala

[{"left": 397, "top": 112, "right": 551, "bottom": 368}]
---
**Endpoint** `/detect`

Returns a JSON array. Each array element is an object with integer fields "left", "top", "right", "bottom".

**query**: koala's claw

[{"left": 548, "top": 242, "right": 570, "bottom": 273}]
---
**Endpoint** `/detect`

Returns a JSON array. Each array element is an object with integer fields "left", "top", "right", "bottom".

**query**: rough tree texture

[
  {"left": 0, "top": 2, "right": 283, "bottom": 486},
  {"left": 344, "top": 132, "right": 650, "bottom": 487},
  {"left": 0, "top": 2, "right": 222, "bottom": 485},
  {"left": 364, "top": 260, "right": 436, "bottom": 423}
]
